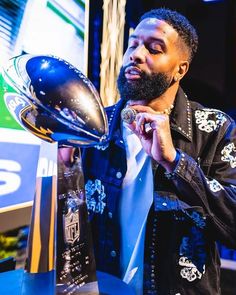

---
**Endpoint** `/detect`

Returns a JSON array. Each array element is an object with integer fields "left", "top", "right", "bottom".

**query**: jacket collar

[
  {"left": 105, "top": 99, "right": 125, "bottom": 145},
  {"left": 170, "top": 87, "right": 193, "bottom": 142},
  {"left": 106, "top": 86, "right": 193, "bottom": 143}
]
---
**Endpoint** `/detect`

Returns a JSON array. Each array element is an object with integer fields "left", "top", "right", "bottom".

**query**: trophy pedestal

[{"left": 0, "top": 269, "right": 135, "bottom": 295}]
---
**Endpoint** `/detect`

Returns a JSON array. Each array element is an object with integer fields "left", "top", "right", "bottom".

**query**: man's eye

[{"left": 149, "top": 48, "right": 162, "bottom": 54}]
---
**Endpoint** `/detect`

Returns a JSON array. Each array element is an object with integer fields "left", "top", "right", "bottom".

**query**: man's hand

[{"left": 126, "top": 105, "right": 177, "bottom": 172}]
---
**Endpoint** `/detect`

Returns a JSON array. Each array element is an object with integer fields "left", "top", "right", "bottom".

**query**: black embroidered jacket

[{"left": 81, "top": 87, "right": 236, "bottom": 295}]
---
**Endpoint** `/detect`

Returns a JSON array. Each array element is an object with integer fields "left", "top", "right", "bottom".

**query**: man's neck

[{"left": 148, "top": 84, "right": 178, "bottom": 112}]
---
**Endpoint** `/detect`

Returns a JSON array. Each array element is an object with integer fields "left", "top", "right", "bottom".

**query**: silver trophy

[{"left": 2, "top": 54, "right": 108, "bottom": 294}]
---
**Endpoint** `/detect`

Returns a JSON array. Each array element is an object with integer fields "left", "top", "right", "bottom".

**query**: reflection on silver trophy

[{"left": 2, "top": 54, "right": 108, "bottom": 294}]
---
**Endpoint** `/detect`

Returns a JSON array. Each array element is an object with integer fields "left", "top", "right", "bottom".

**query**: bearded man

[{"left": 80, "top": 8, "right": 236, "bottom": 295}]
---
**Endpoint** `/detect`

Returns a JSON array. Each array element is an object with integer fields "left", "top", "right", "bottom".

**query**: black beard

[{"left": 117, "top": 65, "right": 172, "bottom": 102}]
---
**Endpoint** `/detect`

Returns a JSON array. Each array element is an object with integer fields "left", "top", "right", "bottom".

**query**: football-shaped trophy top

[{"left": 2, "top": 54, "right": 108, "bottom": 147}]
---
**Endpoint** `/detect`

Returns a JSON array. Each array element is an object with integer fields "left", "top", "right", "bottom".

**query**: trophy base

[
  {"left": 0, "top": 269, "right": 135, "bottom": 295},
  {"left": 56, "top": 281, "right": 99, "bottom": 295}
]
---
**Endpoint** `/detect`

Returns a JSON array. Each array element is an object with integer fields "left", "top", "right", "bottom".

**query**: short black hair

[{"left": 140, "top": 8, "right": 198, "bottom": 62}]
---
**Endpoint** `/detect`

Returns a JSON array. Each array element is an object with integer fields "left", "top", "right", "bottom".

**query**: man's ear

[{"left": 174, "top": 61, "right": 189, "bottom": 82}]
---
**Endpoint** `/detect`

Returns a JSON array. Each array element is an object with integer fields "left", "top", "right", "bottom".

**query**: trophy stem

[
  {"left": 21, "top": 144, "right": 99, "bottom": 294},
  {"left": 56, "top": 147, "right": 98, "bottom": 294}
]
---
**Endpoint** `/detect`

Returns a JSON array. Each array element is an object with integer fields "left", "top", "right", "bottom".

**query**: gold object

[{"left": 121, "top": 104, "right": 174, "bottom": 124}]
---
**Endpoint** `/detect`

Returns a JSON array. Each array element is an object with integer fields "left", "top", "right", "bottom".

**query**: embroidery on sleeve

[{"left": 221, "top": 143, "right": 236, "bottom": 168}]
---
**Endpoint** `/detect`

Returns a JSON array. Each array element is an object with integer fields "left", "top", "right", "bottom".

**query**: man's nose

[{"left": 129, "top": 45, "right": 146, "bottom": 63}]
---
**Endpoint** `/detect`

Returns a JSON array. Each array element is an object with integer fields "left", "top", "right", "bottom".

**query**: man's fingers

[{"left": 129, "top": 105, "right": 156, "bottom": 114}]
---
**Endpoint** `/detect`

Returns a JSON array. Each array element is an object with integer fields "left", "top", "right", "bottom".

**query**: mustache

[{"left": 122, "top": 63, "right": 142, "bottom": 73}]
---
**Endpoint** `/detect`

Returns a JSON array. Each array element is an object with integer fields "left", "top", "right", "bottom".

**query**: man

[{"left": 81, "top": 8, "right": 236, "bottom": 295}]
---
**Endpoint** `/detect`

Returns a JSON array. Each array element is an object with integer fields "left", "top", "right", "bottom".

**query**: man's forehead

[{"left": 132, "top": 18, "right": 178, "bottom": 41}]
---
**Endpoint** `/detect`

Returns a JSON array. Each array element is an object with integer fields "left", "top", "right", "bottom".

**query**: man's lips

[{"left": 125, "top": 66, "right": 142, "bottom": 80}]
